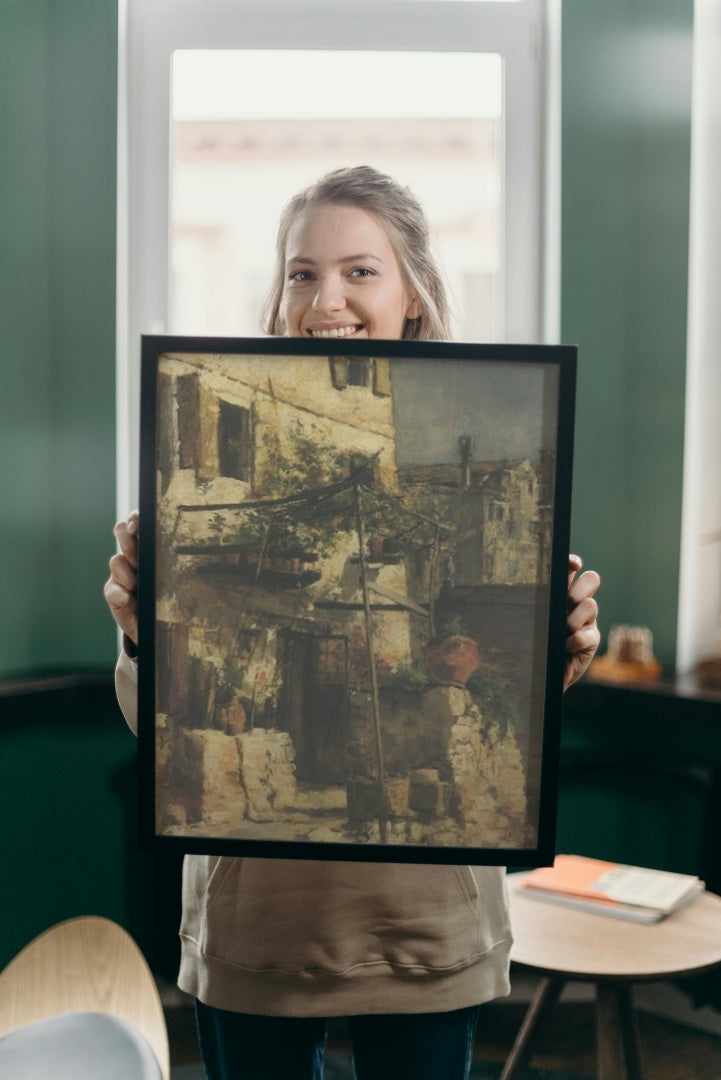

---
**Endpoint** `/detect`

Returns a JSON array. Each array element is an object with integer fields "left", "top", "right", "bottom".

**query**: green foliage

[
  {"left": 259, "top": 420, "right": 348, "bottom": 497},
  {"left": 202, "top": 418, "right": 457, "bottom": 577},
  {"left": 383, "top": 663, "right": 432, "bottom": 695},
  {"left": 214, "top": 681, "right": 236, "bottom": 708},
  {"left": 223, "top": 658, "right": 247, "bottom": 688},
  {"left": 465, "top": 670, "right": 520, "bottom": 737},
  {"left": 215, "top": 658, "right": 247, "bottom": 707},
  {"left": 209, "top": 512, "right": 225, "bottom": 542},
  {"left": 230, "top": 420, "right": 356, "bottom": 556},
  {"left": 437, "top": 614, "right": 464, "bottom": 639},
  {"left": 223, "top": 508, "right": 271, "bottom": 549}
]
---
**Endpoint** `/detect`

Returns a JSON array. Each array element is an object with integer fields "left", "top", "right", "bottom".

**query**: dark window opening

[
  {"left": 329, "top": 356, "right": 371, "bottom": 390},
  {"left": 177, "top": 373, "right": 201, "bottom": 469},
  {"left": 218, "top": 400, "right": 252, "bottom": 480},
  {"left": 347, "top": 358, "right": 369, "bottom": 386}
]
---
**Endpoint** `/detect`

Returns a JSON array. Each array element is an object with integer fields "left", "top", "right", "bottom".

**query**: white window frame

[
  {"left": 116, "top": 0, "right": 559, "bottom": 512},
  {"left": 676, "top": 0, "right": 721, "bottom": 674}
]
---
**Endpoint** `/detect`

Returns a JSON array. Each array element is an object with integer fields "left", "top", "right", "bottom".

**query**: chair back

[{"left": 0, "top": 915, "right": 170, "bottom": 1080}]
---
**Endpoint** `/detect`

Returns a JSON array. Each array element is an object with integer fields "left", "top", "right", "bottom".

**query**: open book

[{"left": 515, "top": 854, "right": 705, "bottom": 923}]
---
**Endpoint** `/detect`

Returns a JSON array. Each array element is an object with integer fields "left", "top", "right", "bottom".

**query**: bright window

[
  {"left": 170, "top": 49, "right": 503, "bottom": 341},
  {"left": 118, "top": 0, "right": 557, "bottom": 510}
]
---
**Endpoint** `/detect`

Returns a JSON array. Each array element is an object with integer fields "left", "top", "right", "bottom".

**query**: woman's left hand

[{"left": 564, "top": 555, "right": 601, "bottom": 691}]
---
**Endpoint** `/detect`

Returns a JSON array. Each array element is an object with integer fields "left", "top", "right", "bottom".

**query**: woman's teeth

[{"left": 310, "top": 325, "right": 360, "bottom": 338}]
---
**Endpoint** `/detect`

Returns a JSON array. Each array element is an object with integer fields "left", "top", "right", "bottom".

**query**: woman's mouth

[{"left": 307, "top": 324, "right": 364, "bottom": 339}]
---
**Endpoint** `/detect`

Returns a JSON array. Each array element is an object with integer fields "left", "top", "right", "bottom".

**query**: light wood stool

[{"left": 502, "top": 873, "right": 721, "bottom": 1080}]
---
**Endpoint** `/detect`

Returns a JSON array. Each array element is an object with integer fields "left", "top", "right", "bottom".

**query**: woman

[{"left": 106, "top": 166, "right": 601, "bottom": 1080}]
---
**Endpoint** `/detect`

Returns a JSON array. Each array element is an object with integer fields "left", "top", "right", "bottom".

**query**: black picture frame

[{"left": 138, "top": 335, "right": 576, "bottom": 865}]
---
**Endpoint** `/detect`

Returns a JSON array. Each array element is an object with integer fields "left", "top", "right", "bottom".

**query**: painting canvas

[{"left": 138, "top": 336, "right": 576, "bottom": 864}]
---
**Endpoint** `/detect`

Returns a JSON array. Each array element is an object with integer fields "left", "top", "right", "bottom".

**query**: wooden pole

[
  {"left": 353, "top": 480, "right": 387, "bottom": 843},
  {"left": 428, "top": 525, "right": 442, "bottom": 640}
]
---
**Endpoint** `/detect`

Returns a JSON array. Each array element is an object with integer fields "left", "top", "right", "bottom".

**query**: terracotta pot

[
  {"left": 218, "top": 698, "right": 246, "bottom": 735},
  {"left": 422, "top": 635, "right": 481, "bottom": 688}
]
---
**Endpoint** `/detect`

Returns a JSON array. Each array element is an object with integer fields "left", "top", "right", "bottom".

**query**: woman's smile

[{"left": 306, "top": 323, "right": 365, "bottom": 339}]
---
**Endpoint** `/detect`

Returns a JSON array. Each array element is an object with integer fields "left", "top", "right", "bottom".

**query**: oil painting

[{"left": 138, "top": 336, "right": 576, "bottom": 864}]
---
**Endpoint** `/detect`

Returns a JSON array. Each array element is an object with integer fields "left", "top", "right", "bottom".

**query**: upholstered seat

[
  {"left": 0, "top": 1011, "right": 162, "bottom": 1079},
  {"left": 0, "top": 917, "right": 169, "bottom": 1079}
]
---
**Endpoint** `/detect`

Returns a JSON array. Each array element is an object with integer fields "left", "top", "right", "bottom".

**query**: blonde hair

[{"left": 262, "top": 165, "right": 453, "bottom": 341}]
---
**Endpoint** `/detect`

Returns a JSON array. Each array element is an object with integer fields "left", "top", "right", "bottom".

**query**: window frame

[
  {"left": 117, "top": 0, "right": 559, "bottom": 512},
  {"left": 676, "top": 0, "right": 721, "bottom": 674}
]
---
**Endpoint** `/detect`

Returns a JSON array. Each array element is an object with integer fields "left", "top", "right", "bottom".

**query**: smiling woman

[
  {"left": 263, "top": 167, "right": 451, "bottom": 342},
  {"left": 282, "top": 205, "right": 420, "bottom": 340}
]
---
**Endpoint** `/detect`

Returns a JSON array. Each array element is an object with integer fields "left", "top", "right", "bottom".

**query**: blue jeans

[{"left": 195, "top": 1000, "right": 481, "bottom": 1080}]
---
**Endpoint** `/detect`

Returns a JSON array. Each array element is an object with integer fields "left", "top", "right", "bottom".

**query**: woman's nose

[{"left": 312, "top": 274, "right": 345, "bottom": 314}]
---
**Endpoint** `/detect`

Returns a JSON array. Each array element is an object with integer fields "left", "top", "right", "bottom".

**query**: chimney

[{"left": 459, "top": 435, "right": 472, "bottom": 489}]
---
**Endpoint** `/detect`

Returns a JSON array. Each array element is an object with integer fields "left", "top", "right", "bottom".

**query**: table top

[{"left": 508, "top": 872, "right": 721, "bottom": 981}]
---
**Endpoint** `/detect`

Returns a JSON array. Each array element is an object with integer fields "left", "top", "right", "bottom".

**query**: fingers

[
  {"left": 113, "top": 510, "right": 139, "bottom": 568},
  {"left": 566, "top": 590, "right": 599, "bottom": 636},
  {"left": 103, "top": 575, "right": 138, "bottom": 644},
  {"left": 105, "top": 511, "right": 140, "bottom": 645},
  {"left": 566, "top": 622, "right": 601, "bottom": 659},
  {"left": 564, "top": 558, "right": 601, "bottom": 690},
  {"left": 567, "top": 563, "right": 601, "bottom": 640},
  {"left": 567, "top": 553, "right": 583, "bottom": 588},
  {"left": 568, "top": 567, "right": 601, "bottom": 611},
  {"left": 108, "top": 548, "right": 136, "bottom": 589}
]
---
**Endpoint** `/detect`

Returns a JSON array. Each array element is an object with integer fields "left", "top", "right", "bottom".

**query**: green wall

[
  {"left": 562, "top": 0, "right": 693, "bottom": 670},
  {"left": 0, "top": 683, "right": 183, "bottom": 974},
  {"left": 558, "top": 685, "right": 721, "bottom": 884},
  {"left": 0, "top": 0, "right": 118, "bottom": 676}
]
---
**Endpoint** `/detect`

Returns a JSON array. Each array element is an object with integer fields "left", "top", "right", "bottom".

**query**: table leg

[
  {"left": 499, "top": 976, "right": 565, "bottom": 1080},
  {"left": 596, "top": 982, "right": 643, "bottom": 1080}
]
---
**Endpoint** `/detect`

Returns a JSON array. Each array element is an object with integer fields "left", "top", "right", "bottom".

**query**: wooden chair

[{"left": 0, "top": 915, "right": 169, "bottom": 1079}]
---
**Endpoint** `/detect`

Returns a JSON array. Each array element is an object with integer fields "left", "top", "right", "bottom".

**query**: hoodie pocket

[{"left": 183, "top": 857, "right": 508, "bottom": 976}]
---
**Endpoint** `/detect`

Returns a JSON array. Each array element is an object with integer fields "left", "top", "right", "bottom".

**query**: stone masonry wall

[{"left": 156, "top": 721, "right": 296, "bottom": 834}]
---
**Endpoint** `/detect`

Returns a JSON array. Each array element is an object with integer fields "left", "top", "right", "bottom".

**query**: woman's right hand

[{"left": 104, "top": 510, "right": 139, "bottom": 646}]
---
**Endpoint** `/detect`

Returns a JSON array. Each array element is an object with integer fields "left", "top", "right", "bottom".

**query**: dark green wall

[
  {"left": 0, "top": 682, "right": 183, "bottom": 973},
  {"left": 562, "top": 0, "right": 693, "bottom": 670},
  {"left": 1, "top": 0, "right": 118, "bottom": 676},
  {"left": 558, "top": 680, "right": 721, "bottom": 888}
]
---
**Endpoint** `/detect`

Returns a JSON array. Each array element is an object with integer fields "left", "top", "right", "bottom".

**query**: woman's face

[{"left": 280, "top": 203, "right": 421, "bottom": 340}]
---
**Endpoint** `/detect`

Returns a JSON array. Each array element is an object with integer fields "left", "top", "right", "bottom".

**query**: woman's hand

[
  {"left": 104, "top": 510, "right": 139, "bottom": 647},
  {"left": 564, "top": 554, "right": 601, "bottom": 691}
]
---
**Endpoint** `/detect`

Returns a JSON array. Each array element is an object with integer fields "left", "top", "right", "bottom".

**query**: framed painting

[{"left": 137, "top": 336, "right": 576, "bottom": 865}]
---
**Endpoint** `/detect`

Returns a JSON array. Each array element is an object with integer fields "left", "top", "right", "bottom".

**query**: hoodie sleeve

[{"left": 115, "top": 645, "right": 139, "bottom": 736}]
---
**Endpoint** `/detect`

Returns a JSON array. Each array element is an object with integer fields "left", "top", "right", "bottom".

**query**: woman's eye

[
  {"left": 349, "top": 267, "right": 375, "bottom": 279},
  {"left": 288, "top": 269, "right": 313, "bottom": 283}
]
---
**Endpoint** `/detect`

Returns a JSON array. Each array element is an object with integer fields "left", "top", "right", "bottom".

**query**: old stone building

[{"left": 153, "top": 350, "right": 545, "bottom": 851}]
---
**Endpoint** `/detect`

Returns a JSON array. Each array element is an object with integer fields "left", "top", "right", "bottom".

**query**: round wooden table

[{"left": 502, "top": 873, "right": 721, "bottom": 1080}]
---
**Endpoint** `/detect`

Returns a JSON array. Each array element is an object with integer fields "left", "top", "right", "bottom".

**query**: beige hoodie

[{"left": 116, "top": 651, "right": 512, "bottom": 1016}]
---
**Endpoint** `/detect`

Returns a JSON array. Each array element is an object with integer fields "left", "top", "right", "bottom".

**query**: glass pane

[
  {"left": 170, "top": 50, "right": 503, "bottom": 341},
  {"left": 336, "top": 1, "right": 521, "bottom": 3}
]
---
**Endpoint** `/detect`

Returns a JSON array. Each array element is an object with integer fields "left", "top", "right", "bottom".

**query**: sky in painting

[{"left": 390, "top": 359, "right": 559, "bottom": 466}]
